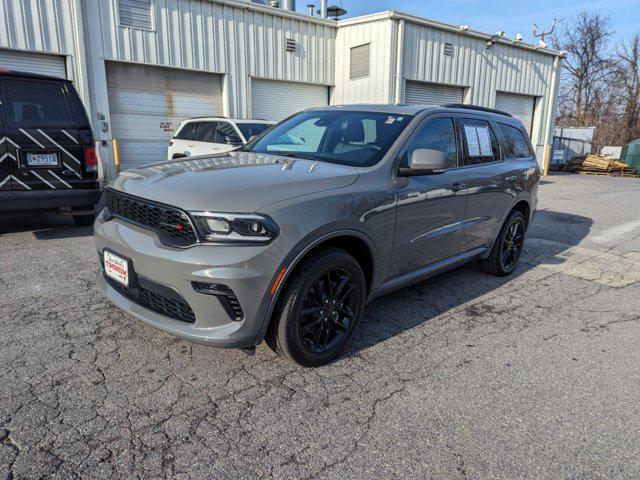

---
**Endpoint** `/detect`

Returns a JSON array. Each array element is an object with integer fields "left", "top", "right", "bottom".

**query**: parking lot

[{"left": 1, "top": 173, "right": 639, "bottom": 479}]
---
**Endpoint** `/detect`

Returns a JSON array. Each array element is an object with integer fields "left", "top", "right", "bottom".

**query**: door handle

[{"left": 449, "top": 182, "right": 466, "bottom": 192}]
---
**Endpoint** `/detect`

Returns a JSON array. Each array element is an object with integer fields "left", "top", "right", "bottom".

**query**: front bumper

[{"left": 94, "top": 213, "right": 286, "bottom": 348}]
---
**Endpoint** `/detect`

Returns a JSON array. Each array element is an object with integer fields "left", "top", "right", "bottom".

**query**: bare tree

[
  {"left": 553, "top": 11, "right": 614, "bottom": 126},
  {"left": 615, "top": 34, "right": 640, "bottom": 143}
]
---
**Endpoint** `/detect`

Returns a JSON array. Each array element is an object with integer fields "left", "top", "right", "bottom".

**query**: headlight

[{"left": 191, "top": 212, "right": 279, "bottom": 243}]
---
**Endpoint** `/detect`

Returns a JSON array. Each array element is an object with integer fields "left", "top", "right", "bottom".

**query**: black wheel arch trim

[
  {"left": 253, "top": 227, "right": 379, "bottom": 345},
  {"left": 481, "top": 196, "right": 531, "bottom": 260}
]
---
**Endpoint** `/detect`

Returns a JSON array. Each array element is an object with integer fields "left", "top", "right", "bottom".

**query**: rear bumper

[{"left": 0, "top": 188, "right": 102, "bottom": 212}]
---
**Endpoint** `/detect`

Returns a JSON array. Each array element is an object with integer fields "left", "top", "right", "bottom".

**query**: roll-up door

[
  {"left": 0, "top": 49, "right": 66, "bottom": 78},
  {"left": 405, "top": 81, "right": 465, "bottom": 105},
  {"left": 495, "top": 92, "right": 536, "bottom": 136},
  {"left": 251, "top": 79, "right": 329, "bottom": 121},
  {"left": 106, "top": 62, "right": 224, "bottom": 170}
]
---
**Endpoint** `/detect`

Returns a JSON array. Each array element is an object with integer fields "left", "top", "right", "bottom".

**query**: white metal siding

[
  {"left": 398, "top": 18, "right": 557, "bottom": 151},
  {"left": 100, "top": 0, "right": 336, "bottom": 118},
  {"left": 251, "top": 79, "right": 328, "bottom": 121},
  {"left": 0, "top": 49, "right": 67, "bottom": 78},
  {"left": 405, "top": 81, "right": 464, "bottom": 105},
  {"left": 495, "top": 92, "right": 535, "bottom": 135},
  {"left": 0, "top": 0, "right": 86, "bottom": 103},
  {"left": 107, "top": 62, "right": 223, "bottom": 169},
  {"left": 333, "top": 19, "right": 395, "bottom": 104}
]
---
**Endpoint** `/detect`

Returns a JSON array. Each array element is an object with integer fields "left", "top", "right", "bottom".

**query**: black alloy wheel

[
  {"left": 298, "top": 268, "right": 359, "bottom": 353},
  {"left": 500, "top": 218, "right": 524, "bottom": 271},
  {"left": 268, "top": 248, "right": 366, "bottom": 367},
  {"left": 479, "top": 209, "right": 527, "bottom": 277}
]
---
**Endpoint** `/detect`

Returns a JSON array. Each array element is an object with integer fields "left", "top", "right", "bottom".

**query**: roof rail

[
  {"left": 186, "top": 115, "right": 228, "bottom": 120},
  {"left": 443, "top": 103, "right": 513, "bottom": 118}
]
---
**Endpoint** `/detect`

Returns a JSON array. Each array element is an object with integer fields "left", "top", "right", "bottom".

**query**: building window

[
  {"left": 119, "top": 0, "right": 153, "bottom": 30},
  {"left": 350, "top": 43, "right": 370, "bottom": 80}
]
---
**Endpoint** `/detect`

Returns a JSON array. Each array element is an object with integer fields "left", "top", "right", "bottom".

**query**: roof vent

[
  {"left": 285, "top": 38, "right": 296, "bottom": 53},
  {"left": 326, "top": 5, "right": 347, "bottom": 20}
]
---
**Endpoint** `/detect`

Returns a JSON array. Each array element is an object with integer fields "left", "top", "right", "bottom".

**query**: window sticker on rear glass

[
  {"left": 476, "top": 126, "right": 492, "bottom": 155},
  {"left": 464, "top": 125, "right": 481, "bottom": 156},
  {"left": 464, "top": 125, "right": 492, "bottom": 156}
]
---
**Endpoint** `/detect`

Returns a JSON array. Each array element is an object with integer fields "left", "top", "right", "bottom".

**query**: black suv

[{"left": 0, "top": 70, "right": 100, "bottom": 225}]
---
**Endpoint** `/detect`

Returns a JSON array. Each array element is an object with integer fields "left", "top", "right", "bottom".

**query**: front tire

[
  {"left": 267, "top": 248, "right": 366, "bottom": 367},
  {"left": 479, "top": 210, "right": 526, "bottom": 276}
]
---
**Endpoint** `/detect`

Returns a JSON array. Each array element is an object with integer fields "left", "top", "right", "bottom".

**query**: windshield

[
  {"left": 237, "top": 122, "right": 273, "bottom": 140},
  {"left": 246, "top": 110, "right": 414, "bottom": 167}
]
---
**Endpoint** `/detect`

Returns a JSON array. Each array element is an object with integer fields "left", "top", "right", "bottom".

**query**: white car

[{"left": 167, "top": 117, "right": 275, "bottom": 159}]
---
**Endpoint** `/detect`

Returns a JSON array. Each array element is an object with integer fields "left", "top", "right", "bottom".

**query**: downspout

[
  {"left": 394, "top": 18, "right": 405, "bottom": 103},
  {"left": 543, "top": 54, "right": 561, "bottom": 176}
]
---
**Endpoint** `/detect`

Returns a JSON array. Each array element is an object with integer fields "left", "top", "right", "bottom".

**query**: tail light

[{"left": 84, "top": 146, "right": 98, "bottom": 173}]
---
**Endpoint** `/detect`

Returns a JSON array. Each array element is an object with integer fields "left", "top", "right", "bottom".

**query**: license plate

[
  {"left": 26, "top": 152, "right": 59, "bottom": 167},
  {"left": 104, "top": 250, "right": 130, "bottom": 287}
]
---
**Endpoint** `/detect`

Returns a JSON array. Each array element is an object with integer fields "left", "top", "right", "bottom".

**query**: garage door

[
  {"left": 405, "top": 81, "right": 464, "bottom": 105},
  {"left": 495, "top": 92, "right": 536, "bottom": 136},
  {"left": 251, "top": 79, "right": 329, "bottom": 121},
  {"left": 0, "top": 49, "right": 66, "bottom": 78},
  {"left": 106, "top": 62, "right": 223, "bottom": 170}
]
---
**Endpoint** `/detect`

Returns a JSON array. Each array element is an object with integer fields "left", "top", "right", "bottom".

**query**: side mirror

[
  {"left": 224, "top": 135, "right": 243, "bottom": 146},
  {"left": 399, "top": 149, "right": 447, "bottom": 176},
  {"left": 248, "top": 135, "right": 258, "bottom": 142}
]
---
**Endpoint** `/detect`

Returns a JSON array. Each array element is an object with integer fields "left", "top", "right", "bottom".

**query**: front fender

[{"left": 251, "top": 226, "right": 379, "bottom": 345}]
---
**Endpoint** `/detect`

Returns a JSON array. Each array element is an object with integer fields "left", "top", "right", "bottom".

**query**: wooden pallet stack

[{"left": 565, "top": 154, "right": 638, "bottom": 177}]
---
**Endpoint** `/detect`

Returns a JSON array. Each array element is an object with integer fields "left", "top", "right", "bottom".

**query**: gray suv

[{"left": 95, "top": 104, "right": 539, "bottom": 367}]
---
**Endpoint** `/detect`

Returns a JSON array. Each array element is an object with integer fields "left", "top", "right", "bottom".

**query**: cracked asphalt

[{"left": 1, "top": 173, "right": 640, "bottom": 479}]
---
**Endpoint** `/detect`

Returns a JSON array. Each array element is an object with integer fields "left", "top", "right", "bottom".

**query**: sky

[{"left": 332, "top": 0, "right": 639, "bottom": 46}]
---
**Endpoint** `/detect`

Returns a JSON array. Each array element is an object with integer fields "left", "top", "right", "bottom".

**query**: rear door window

[
  {"left": 3, "top": 80, "right": 72, "bottom": 127},
  {"left": 459, "top": 118, "right": 501, "bottom": 166},
  {"left": 214, "top": 122, "right": 237, "bottom": 143},
  {"left": 193, "top": 122, "right": 217, "bottom": 142},
  {"left": 498, "top": 123, "right": 533, "bottom": 158}
]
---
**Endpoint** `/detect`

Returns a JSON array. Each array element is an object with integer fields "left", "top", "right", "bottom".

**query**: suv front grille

[{"left": 105, "top": 188, "right": 197, "bottom": 247}]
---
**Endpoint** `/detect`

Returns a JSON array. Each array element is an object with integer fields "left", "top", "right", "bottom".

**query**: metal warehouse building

[{"left": 0, "top": 0, "right": 562, "bottom": 177}]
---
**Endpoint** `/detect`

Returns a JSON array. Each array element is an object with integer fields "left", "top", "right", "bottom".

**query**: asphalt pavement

[{"left": 1, "top": 173, "right": 639, "bottom": 479}]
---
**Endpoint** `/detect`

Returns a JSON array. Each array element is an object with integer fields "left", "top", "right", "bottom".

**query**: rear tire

[
  {"left": 267, "top": 248, "right": 366, "bottom": 367},
  {"left": 73, "top": 214, "right": 95, "bottom": 227},
  {"left": 479, "top": 210, "right": 526, "bottom": 277}
]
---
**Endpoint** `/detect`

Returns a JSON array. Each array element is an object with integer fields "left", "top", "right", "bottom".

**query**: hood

[{"left": 111, "top": 151, "right": 359, "bottom": 213}]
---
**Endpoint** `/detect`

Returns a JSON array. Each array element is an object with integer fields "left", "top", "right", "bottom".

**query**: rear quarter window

[
  {"left": 498, "top": 123, "right": 534, "bottom": 158},
  {"left": 3, "top": 80, "right": 72, "bottom": 128}
]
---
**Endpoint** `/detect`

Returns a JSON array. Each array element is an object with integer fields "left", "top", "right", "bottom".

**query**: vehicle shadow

[
  {"left": 0, "top": 212, "right": 93, "bottom": 240},
  {"left": 343, "top": 210, "right": 593, "bottom": 358}
]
